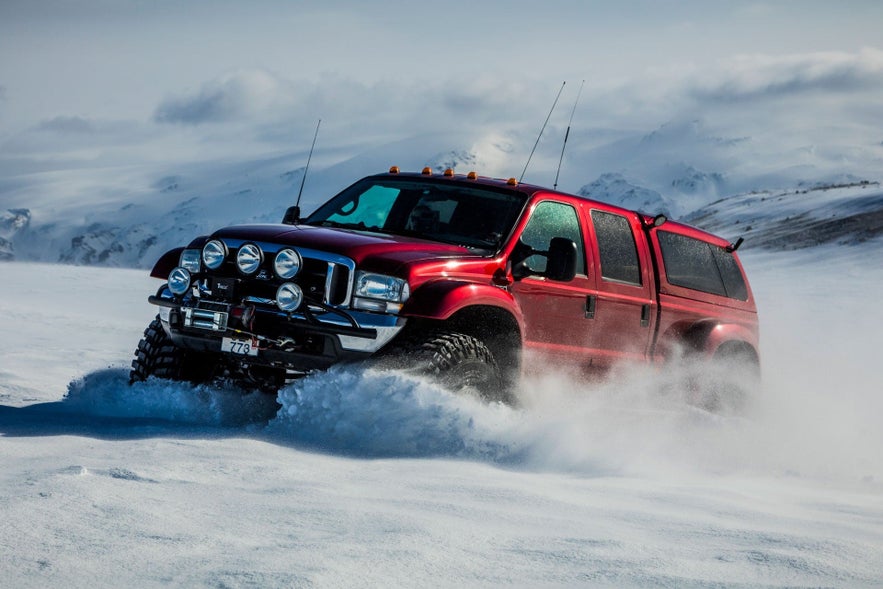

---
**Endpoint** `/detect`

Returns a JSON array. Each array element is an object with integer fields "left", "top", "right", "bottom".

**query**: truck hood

[{"left": 210, "top": 223, "right": 485, "bottom": 271}]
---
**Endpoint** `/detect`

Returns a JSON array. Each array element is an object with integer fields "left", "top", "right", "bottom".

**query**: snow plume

[
  {"left": 56, "top": 335, "right": 883, "bottom": 485},
  {"left": 64, "top": 369, "right": 278, "bottom": 427},
  {"left": 265, "top": 361, "right": 822, "bottom": 480},
  {"left": 269, "top": 366, "right": 517, "bottom": 460},
  {"left": 264, "top": 292, "right": 883, "bottom": 483}
]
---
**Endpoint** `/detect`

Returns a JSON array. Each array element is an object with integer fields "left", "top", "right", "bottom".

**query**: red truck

[{"left": 132, "top": 167, "right": 759, "bottom": 408}]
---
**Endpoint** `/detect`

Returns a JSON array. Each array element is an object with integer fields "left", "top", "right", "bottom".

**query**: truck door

[
  {"left": 508, "top": 200, "right": 598, "bottom": 371},
  {"left": 583, "top": 208, "right": 656, "bottom": 366}
]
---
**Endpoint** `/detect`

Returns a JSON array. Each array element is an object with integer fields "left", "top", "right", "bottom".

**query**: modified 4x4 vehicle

[{"left": 131, "top": 167, "right": 759, "bottom": 406}]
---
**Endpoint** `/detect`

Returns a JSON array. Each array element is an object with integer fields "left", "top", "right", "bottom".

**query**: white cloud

[
  {"left": 147, "top": 70, "right": 564, "bottom": 155},
  {"left": 154, "top": 70, "right": 282, "bottom": 125},
  {"left": 690, "top": 48, "right": 883, "bottom": 102},
  {"left": 37, "top": 115, "right": 99, "bottom": 134}
]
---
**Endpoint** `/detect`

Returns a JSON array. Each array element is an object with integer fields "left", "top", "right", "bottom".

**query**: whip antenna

[
  {"left": 282, "top": 118, "right": 322, "bottom": 225},
  {"left": 296, "top": 118, "right": 321, "bottom": 209},
  {"left": 554, "top": 79, "right": 584, "bottom": 190},
  {"left": 520, "top": 81, "right": 565, "bottom": 183}
]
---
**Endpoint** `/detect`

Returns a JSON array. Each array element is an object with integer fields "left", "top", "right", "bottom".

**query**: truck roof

[{"left": 376, "top": 170, "right": 734, "bottom": 248}]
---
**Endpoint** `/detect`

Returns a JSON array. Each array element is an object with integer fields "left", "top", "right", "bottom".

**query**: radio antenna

[
  {"left": 282, "top": 118, "right": 322, "bottom": 225},
  {"left": 554, "top": 79, "right": 584, "bottom": 190},
  {"left": 520, "top": 81, "right": 565, "bottom": 183},
  {"left": 296, "top": 118, "right": 321, "bottom": 209}
]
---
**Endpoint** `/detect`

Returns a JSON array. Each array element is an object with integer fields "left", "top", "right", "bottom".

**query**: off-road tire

[
  {"left": 129, "top": 315, "right": 214, "bottom": 384},
  {"left": 379, "top": 329, "right": 508, "bottom": 403},
  {"left": 684, "top": 344, "right": 759, "bottom": 414}
]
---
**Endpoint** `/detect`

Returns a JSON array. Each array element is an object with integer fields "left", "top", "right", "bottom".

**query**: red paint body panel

[
  {"left": 209, "top": 224, "right": 477, "bottom": 268},
  {"left": 150, "top": 171, "right": 759, "bottom": 377},
  {"left": 403, "top": 280, "right": 524, "bottom": 328}
]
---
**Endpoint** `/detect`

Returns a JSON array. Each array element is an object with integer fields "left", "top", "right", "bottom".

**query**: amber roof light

[
  {"left": 421, "top": 167, "right": 432, "bottom": 175},
  {"left": 389, "top": 166, "right": 400, "bottom": 174},
  {"left": 466, "top": 171, "right": 478, "bottom": 180},
  {"left": 443, "top": 168, "right": 454, "bottom": 177},
  {"left": 507, "top": 177, "right": 518, "bottom": 186}
]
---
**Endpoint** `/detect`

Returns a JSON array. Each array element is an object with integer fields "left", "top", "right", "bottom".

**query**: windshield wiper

[
  {"left": 375, "top": 227, "right": 495, "bottom": 249},
  {"left": 315, "top": 220, "right": 372, "bottom": 231}
]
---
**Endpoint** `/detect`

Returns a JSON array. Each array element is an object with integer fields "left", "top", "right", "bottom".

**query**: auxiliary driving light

[
  {"left": 276, "top": 282, "right": 304, "bottom": 312},
  {"left": 202, "top": 239, "right": 227, "bottom": 270},
  {"left": 179, "top": 249, "right": 201, "bottom": 273},
  {"left": 236, "top": 243, "right": 263, "bottom": 275},
  {"left": 274, "top": 248, "right": 302, "bottom": 279},
  {"left": 168, "top": 267, "right": 191, "bottom": 296}
]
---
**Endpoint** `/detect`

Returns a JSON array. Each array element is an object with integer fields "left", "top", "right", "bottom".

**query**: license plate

[{"left": 221, "top": 336, "right": 259, "bottom": 357}]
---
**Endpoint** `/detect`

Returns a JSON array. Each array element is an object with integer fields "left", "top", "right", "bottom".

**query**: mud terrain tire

[
  {"left": 129, "top": 315, "right": 214, "bottom": 384},
  {"left": 380, "top": 329, "right": 507, "bottom": 403}
]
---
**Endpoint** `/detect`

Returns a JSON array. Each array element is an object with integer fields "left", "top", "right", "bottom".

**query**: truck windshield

[{"left": 304, "top": 177, "right": 527, "bottom": 250}]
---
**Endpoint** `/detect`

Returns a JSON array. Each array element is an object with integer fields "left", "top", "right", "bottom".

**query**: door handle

[
  {"left": 585, "top": 295, "right": 596, "bottom": 319},
  {"left": 641, "top": 304, "right": 651, "bottom": 327}
]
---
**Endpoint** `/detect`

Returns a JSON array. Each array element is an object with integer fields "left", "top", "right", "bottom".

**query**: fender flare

[
  {"left": 687, "top": 320, "right": 759, "bottom": 360},
  {"left": 402, "top": 280, "right": 524, "bottom": 329},
  {"left": 150, "top": 247, "right": 185, "bottom": 279},
  {"left": 150, "top": 236, "right": 210, "bottom": 279}
]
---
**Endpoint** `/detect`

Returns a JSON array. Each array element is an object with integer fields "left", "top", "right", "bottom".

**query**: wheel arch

[
  {"left": 400, "top": 283, "right": 523, "bottom": 391},
  {"left": 446, "top": 305, "right": 522, "bottom": 390},
  {"left": 681, "top": 320, "right": 760, "bottom": 365},
  {"left": 403, "top": 280, "right": 523, "bottom": 322}
]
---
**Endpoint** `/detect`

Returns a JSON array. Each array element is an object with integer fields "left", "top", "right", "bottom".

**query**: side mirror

[
  {"left": 282, "top": 205, "right": 301, "bottom": 225},
  {"left": 544, "top": 237, "right": 577, "bottom": 282},
  {"left": 510, "top": 237, "right": 578, "bottom": 282}
]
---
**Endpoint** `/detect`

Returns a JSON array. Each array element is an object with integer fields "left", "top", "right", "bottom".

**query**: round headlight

[
  {"left": 202, "top": 239, "right": 227, "bottom": 270},
  {"left": 168, "top": 267, "right": 191, "bottom": 296},
  {"left": 276, "top": 282, "right": 303, "bottom": 312},
  {"left": 236, "top": 243, "right": 263, "bottom": 275},
  {"left": 274, "top": 248, "right": 302, "bottom": 279}
]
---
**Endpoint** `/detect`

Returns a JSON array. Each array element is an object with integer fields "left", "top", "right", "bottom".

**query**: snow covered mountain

[{"left": 2, "top": 119, "right": 881, "bottom": 269}]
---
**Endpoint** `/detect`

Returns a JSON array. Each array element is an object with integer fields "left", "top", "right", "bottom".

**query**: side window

[
  {"left": 519, "top": 201, "right": 586, "bottom": 275},
  {"left": 657, "top": 231, "right": 748, "bottom": 299},
  {"left": 591, "top": 210, "right": 641, "bottom": 285}
]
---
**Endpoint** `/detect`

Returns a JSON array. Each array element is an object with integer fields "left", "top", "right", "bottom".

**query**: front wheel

[
  {"left": 378, "top": 329, "right": 509, "bottom": 403},
  {"left": 129, "top": 315, "right": 216, "bottom": 384}
]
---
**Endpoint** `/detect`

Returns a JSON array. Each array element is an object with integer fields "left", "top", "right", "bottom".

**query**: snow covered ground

[{"left": 2, "top": 244, "right": 882, "bottom": 587}]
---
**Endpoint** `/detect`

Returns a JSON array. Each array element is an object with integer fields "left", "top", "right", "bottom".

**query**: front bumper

[{"left": 150, "top": 286, "right": 405, "bottom": 372}]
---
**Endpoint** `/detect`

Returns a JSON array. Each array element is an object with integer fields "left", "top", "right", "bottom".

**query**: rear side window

[
  {"left": 657, "top": 231, "right": 748, "bottom": 300},
  {"left": 591, "top": 210, "right": 641, "bottom": 285},
  {"left": 711, "top": 247, "right": 749, "bottom": 301}
]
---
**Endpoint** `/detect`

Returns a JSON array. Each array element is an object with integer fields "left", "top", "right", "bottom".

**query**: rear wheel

[
  {"left": 687, "top": 343, "right": 759, "bottom": 413},
  {"left": 129, "top": 315, "right": 216, "bottom": 384},
  {"left": 379, "top": 329, "right": 509, "bottom": 403}
]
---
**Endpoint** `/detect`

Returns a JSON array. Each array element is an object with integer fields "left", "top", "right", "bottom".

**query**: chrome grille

[{"left": 202, "top": 242, "right": 355, "bottom": 308}]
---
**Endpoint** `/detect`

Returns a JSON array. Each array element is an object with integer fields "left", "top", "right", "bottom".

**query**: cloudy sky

[{"left": 2, "top": 0, "right": 883, "bottom": 173}]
